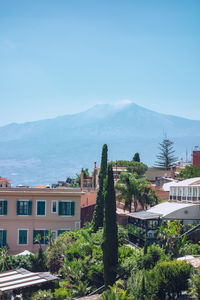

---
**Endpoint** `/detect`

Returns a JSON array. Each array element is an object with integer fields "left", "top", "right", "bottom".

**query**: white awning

[{"left": 0, "top": 269, "right": 57, "bottom": 294}]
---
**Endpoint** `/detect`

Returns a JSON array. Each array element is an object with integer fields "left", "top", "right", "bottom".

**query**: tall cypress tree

[
  {"left": 92, "top": 144, "right": 108, "bottom": 232},
  {"left": 102, "top": 164, "right": 118, "bottom": 287}
]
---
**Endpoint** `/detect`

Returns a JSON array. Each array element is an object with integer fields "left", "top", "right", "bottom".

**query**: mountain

[{"left": 0, "top": 102, "right": 200, "bottom": 186}]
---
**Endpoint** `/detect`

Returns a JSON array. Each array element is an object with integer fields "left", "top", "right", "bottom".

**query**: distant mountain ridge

[{"left": 0, "top": 102, "right": 200, "bottom": 186}]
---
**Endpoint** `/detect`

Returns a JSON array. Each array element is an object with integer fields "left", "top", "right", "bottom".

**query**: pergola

[{"left": 0, "top": 268, "right": 57, "bottom": 299}]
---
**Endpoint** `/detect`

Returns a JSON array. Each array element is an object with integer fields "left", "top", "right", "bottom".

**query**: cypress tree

[
  {"left": 133, "top": 152, "right": 140, "bottom": 162},
  {"left": 92, "top": 144, "right": 108, "bottom": 232},
  {"left": 102, "top": 164, "right": 118, "bottom": 287}
]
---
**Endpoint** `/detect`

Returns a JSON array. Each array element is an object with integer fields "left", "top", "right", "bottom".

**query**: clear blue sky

[{"left": 0, "top": 0, "right": 200, "bottom": 126}]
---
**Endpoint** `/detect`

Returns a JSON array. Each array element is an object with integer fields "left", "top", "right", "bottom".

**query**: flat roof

[
  {"left": 0, "top": 187, "right": 84, "bottom": 196},
  {"left": 0, "top": 268, "right": 57, "bottom": 294},
  {"left": 128, "top": 211, "right": 162, "bottom": 220}
]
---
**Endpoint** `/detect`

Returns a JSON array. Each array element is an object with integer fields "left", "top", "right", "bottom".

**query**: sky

[{"left": 0, "top": 0, "right": 200, "bottom": 126}]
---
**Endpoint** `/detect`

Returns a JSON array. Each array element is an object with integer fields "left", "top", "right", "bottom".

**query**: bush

[{"left": 31, "top": 289, "right": 53, "bottom": 300}]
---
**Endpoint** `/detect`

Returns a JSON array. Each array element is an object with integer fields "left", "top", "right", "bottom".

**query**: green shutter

[
  {"left": 57, "top": 230, "right": 62, "bottom": 236},
  {"left": 45, "top": 230, "right": 48, "bottom": 244},
  {"left": 17, "top": 201, "right": 20, "bottom": 215},
  {"left": 28, "top": 201, "right": 32, "bottom": 215},
  {"left": 2, "top": 230, "right": 6, "bottom": 246},
  {"left": 71, "top": 202, "right": 75, "bottom": 216},
  {"left": 19, "top": 230, "right": 27, "bottom": 245},
  {"left": 58, "top": 202, "right": 63, "bottom": 216},
  {"left": 37, "top": 201, "right": 45, "bottom": 215},
  {"left": 3, "top": 201, "right": 7, "bottom": 215},
  {"left": 33, "top": 230, "right": 37, "bottom": 244}
]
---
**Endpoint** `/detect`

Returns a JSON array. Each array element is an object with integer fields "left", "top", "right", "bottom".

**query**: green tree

[
  {"left": 133, "top": 152, "right": 140, "bottom": 162},
  {"left": 102, "top": 164, "right": 118, "bottom": 287},
  {"left": 155, "top": 137, "right": 177, "bottom": 170},
  {"left": 116, "top": 173, "right": 158, "bottom": 212},
  {"left": 158, "top": 220, "right": 184, "bottom": 258},
  {"left": 189, "top": 268, "right": 200, "bottom": 300},
  {"left": 179, "top": 164, "right": 200, "bottom": 179},
  {"left": 92, "top": 144, "right": 108, "bottom": 232}
]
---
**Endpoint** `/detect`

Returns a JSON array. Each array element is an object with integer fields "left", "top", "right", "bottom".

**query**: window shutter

[
  {"left": 45, "top": 230, "right": 48, "bottom": 244},
  {"left": 71, "top": 202, "right": 75, "bottom": 216},
  {"left": 33, "top": 230, "right": 37, "bottom": 244},
  {"left": 17, "top": 201, "right": 20, "bottom": 215},
  {"left": 2, "top": 230, "right": 6, "bottom": 246},
  {"left": 57, "top": 230, "right": 62, "bottom": 236},
  {"left": 3, "top": 201, "right": 7, "bottom": 215},
  {"left": 58, "top": 202, "right": 62, "bottom": 216},
  {"left": 28, "top": 201, "right": 32, "bottom": 215}
]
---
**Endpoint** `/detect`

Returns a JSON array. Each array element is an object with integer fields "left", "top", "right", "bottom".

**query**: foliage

[
  {"left": 54, "top": 280, "right": 72, "bottom": 299},
  {"left": 158, "top": 220, "right": 184, "bottom": 258},
  {"left": 179, "top": 164, "right": 200, "bottom": 179},
  {"left": 102, "top": 164, "right": 118, "bottom": 287},
  {"left": 75, "top": 168, "right": 90, "bottom": 186},
  {"left": 179, "top": 242, "right": 200, "bottom": 256},
  {"left": 101, "top": 285, "right": 132, "bottom": 300},
  {"left": 136, "top": 244, "right": 167, "bottom": 270},
  {"left": 133, "top": 152, "right": 140, "bottom": 162},
  {"left": 31, "top": 289, "right": 53, "bottom": 300},
  {"left": 92, "top": 144, "right": 108, "bottom": 232},
  {"left": 146, "top": 260, "right": 192, "bottom": 299},
  {"left": 30, "top": 248, "right": 47, "bottom": 272},
  {"left": 112, "top": 160, "right": 147, "bottom": 176},
  {"left": 116, "top": 172, "right": 158, "bottom": 212},
  {"left": 155, "top": 137, "right": 177, "bottom": 170},
  {"left": 0, "top": 247, "right": 12, "bottom": 271},
  {"left": 189, "top": 268, "right": 200, "bottom": 300}
]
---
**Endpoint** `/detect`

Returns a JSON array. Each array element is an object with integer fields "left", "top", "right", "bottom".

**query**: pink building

[{"left": 0, "top": 188, "right": 83, "bottom": 254}]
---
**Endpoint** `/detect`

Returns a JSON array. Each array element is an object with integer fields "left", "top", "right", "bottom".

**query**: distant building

[
  {"left": 0, "top": 187, "right": 83, "bottom": 254},
  {"left": 0, "top": 176, "right": 11, "bottom": 188},
  {"left": 193, "top": 150, "right": 200, "bottom": 166}
]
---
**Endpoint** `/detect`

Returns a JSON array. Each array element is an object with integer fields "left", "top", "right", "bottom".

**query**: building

[
  {"left": 0, "top": 188, "right": 83, "bottom": 254},
  {"left": 0, "top": 176, "right": 10, "bottom": 188},
  {"left": 128, "top": 177, "right": 200, "bottom": 246},
  {"left": 193, "top": 150, "right": 200, "bottom": 166}
]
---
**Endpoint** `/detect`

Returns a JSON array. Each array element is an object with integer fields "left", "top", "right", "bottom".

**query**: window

[
  {"left": 0, "top": 230, "right": 7, "bottom": 247},
  {"left": 58, "top": 201, "right": 75, "bottom": 216},
  {"left": 17, "top": 201, "right": 32, "bottom": 215},
  {"left": 57, "top": 229, "right": 70, "bottom": 236},
  {"left": 18, "top": 229, "right": 28, "bottom": 245},
  {"left": 36, "top": 201, "right": 46, "bottom": 216},
  {"left": 33, "top": 229, "right": 48, "bottom": 245},
  {"left": 51, "top": 200, "right": 57, "bottom": 213},
  {"left": 0, "top": 200, "right": 7, "bottom": 215},
  {"left": 51, "top": 230, "right": 57, "bottom": 242}
]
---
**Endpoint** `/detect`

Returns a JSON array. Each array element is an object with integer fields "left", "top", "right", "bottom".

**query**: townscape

[
  {"left": 1, "top": 140, "right": 200, "bottom": 299},
  {"left": 1, "top": 1, "right": 200, "bottom": 299}
]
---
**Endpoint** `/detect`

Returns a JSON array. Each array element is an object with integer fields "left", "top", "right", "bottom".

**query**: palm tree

[
  {"left": 115, "top": 172, "right": 140, "bottom": 212},
  {"left": 35, "top": 233, "right": 42, "bottom": 249},
  {"left": 116, "top": 173, "right": 158, "bottom": 212}
]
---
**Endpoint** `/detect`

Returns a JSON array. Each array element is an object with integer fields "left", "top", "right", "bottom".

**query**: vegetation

[
  {"left": 92, "top": 144, "right": 108, "bottom": 232},
  {"left": 113, "top": 160, "right": 147, "bottom": 176},
  {"left": 102, "top": 164, "right": 118, "bottom": 287},
  {"left": 133, "top": 152, "right": 140, "bottom": 162},
  {"left": 116, "top": 172, "right": 158, "bottom": 212},
  {"left": 179, "top": 164, "right": 200, "bottom": 179},
  {"left": 189, "top": 268, "right": 200, "bottom": 300},
  {"left": 155, "top": 137, "right": 177, "bottom": 170}
]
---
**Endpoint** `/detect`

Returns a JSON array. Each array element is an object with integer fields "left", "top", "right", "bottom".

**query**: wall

[{"left": 0, "top": 188, "right": 82, "bottom": 254}]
